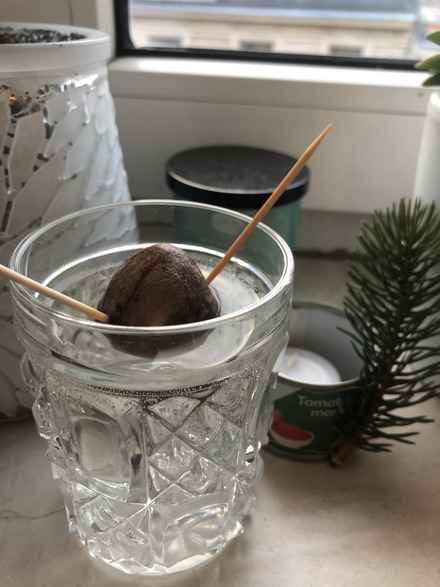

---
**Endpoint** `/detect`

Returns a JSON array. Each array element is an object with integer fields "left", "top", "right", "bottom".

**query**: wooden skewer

[
  {"left": 0, "top": 264, "right": 109, "bottom": 323},
  {"left": 206, "top": 123, "right": 333, "bottom": 284}
]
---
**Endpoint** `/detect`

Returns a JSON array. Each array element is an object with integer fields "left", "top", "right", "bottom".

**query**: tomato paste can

[{"left": 267, "top": 301, "right": 362, "bottom": 460}]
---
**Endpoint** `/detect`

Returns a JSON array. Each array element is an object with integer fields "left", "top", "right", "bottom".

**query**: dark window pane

[{"left": 121, "top": 0, "right": 440, "bottom": 65}]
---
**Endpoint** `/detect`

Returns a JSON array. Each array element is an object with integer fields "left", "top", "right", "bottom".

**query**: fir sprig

[{"left": 331, "top": 199, "right": 440, "bottom": 466}]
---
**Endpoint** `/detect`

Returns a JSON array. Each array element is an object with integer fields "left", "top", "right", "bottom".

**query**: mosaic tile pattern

[{"left": 0, "top": 68, "right": 130, "bottom": 419}]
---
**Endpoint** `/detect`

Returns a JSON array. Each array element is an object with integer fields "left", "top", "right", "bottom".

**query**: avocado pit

[{"left": 98, "top": 243, "right": 219, "bottom": 355}]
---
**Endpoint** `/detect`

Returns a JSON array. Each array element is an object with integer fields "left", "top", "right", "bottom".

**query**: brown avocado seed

[{"left": 97, "top": 243, "right": 219, "bottom": 356}]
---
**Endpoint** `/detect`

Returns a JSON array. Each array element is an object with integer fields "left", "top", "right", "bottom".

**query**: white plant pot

[
  {"left": 413, "top": 90, "right": 440, "bottom": 397},
  {"left": 413, "top": 90, "right": 440, "bottom": 203},
  {"left": 0, "top": 22, "right": 131, "bottom": 420}
]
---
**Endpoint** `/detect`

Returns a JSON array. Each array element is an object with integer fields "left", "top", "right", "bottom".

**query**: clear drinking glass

[{"left": 9, "top": 200, "right": 293, "bottom": 576}]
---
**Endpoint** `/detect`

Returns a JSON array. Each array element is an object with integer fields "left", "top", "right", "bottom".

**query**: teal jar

[{"left": 166, "top": 146, "right": 309, "bottom": 249}]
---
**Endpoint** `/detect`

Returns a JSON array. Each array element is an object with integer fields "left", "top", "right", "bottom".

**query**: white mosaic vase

[
  {"left": 413, "top": 90, "right": 440, "bottom": 204},
  {"left": 0, "top": 22, "right": 131, "bottom": 420}
]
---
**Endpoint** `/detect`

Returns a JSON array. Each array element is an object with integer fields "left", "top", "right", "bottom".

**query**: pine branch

[{"left": 330, "top": 199, "right": 440, "bottom": 466}]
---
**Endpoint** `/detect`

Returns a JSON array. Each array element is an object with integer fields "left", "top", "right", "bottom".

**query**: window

[
  {"left": 240, "top": 41, "right": 273, "bottom": 52},
  {"left": 148, "top": 35, "right": 182, "bottom": 46},
  {"left": 119, "top": 0, "right": 440, "bottom": 67}
]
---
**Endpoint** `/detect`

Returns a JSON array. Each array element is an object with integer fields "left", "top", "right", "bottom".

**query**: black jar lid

[{"left": 166, "top": 145, "right": 309, "bottom": 209}]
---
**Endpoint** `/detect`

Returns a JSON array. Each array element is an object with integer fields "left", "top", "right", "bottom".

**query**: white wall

[
  {"left": 0, "top": 1, "right": 71, "bottom": 26},
  {"left": 0, "top": 0, "right": 434, "bottom": 251}
]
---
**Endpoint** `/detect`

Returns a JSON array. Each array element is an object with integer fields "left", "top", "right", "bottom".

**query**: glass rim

[{"left": 9, "top": 199, "right": 294, "bottom": 335}]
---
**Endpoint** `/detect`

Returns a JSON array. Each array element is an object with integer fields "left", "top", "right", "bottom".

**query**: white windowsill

[{"left": 109, "top": 56, "right": 430, "bottom": 114}]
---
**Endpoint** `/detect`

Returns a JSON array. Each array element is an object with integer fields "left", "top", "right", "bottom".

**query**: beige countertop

[{"left": 1, "top": 255, "right": 440, "bottom": 586}]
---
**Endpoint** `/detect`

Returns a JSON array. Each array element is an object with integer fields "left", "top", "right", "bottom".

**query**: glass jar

[
  {"left": 10, "top": 200, "right": 293, "bottom": 575},
  {"left": 166, "top": 145, "right": 309, "bottom": 249}
]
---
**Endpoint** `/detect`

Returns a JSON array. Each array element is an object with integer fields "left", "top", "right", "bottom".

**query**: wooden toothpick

[
  {"left": 206, "top": 123, "right": 333, "bottom": 284},
  {"left": 0, "top": 264, "right": 109, "bottom": 323}
]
